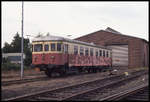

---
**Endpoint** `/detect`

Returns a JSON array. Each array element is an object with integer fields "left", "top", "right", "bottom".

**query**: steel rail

[
  {"left": 99, "top": 83, "right": 148, "bottom": 101},
  {"left": 2, "top": 76, "right": 48, "bottom": 86},
  {"left": 3, "top": 73, "right": 128, "bottom": 101},
  {"left": 3, "top": 70, "right": 147, "bottom": 101},
  {"left": 63, "top": 72, "right": 148, "bottom": 101}
]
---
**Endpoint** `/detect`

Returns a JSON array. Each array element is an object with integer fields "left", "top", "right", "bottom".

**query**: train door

[{"left": 63, "top": 43, "right": 69, "bottom": 65}]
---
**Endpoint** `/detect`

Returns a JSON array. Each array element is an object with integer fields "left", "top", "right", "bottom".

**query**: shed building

[{"left": 75, "top": 27, "right": 149, "bottom": 68}]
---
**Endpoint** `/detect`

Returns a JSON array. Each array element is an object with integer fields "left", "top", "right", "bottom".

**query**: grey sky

[{"left": 2, "top": 2, "right": 149, "bottom": 48}]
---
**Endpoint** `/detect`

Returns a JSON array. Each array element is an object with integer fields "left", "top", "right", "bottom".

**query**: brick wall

[{"left": 75, "top": 30, "right": 148, "bottom": 68}]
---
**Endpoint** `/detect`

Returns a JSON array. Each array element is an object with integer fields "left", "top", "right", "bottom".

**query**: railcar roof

[{"left": 32, "top": 35, "right": 111, "bottom": 50}]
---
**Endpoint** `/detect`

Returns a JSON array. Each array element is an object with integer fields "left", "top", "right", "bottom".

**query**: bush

[
  {"left": 2, "top": 62, "right": 30, "bottom": 71},
  {"left": 2, "top": 57, "right": 30, "bottom": 71},
  {"left": 2, "top": 63, "right": 20, "bottom": 71}
]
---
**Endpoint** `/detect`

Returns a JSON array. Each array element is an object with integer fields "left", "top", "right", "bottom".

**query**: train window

[
  {"left": 103, "top": 50, "right": 105, "bottom": 57},
  {"left": 80, "top": 46, "right": 84, "bottom": 55},
  {"left": 64, "top": 44, "right": 68, "bottom": 53},
  {"left": 106, "top": 51, "right": 109, "bottom": 57},
  {"left": 51, "top": 43, "right": 56, "bottom": 51},
  {"left": 44, "top": 44, "right": 49, "bottom": 51},
  {"left": 96, "top": 49, "right": 98, "bottom": 57},
  {"left": 34, "top": 44, "right": 43, "bottom": 52},
  {"left": 90, "top": 48, "right": 93, "bottom": 56},
  {"left": 99, "top": 50, "right": 102, "bottom": 56},
  {"left": 85, "top": 48, "right": 89, "bottom": 56},
  {"left": 74, "top": 46, "right": 78, "bottom": 55},
  {"left": 57, "top": 43, "right": 62, "bottom": 51}
]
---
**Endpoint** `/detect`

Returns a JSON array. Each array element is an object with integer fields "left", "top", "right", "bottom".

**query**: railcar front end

[{"left": 31, "top": 41, "right": 69, "bottom": 77}]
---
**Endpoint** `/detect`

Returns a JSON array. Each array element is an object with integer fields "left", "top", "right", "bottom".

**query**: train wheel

[
  {"left": 45, "top": 71, "right": 51, "bottom": 77},
  {"left": 59, "top": 71, "right": 66, "bottom": 77},
  {"left": 99, "top": 69, "right": 102, "bottom": 72},
  {"left": 87, "top": 69, "right": 91, "bottom": 73}
]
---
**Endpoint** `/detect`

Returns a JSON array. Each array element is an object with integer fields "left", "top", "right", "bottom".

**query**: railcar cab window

[
  {"left": 57, "top": 43, "right": 62, "bottom": 51},
  {"left": 34, "top": 44, "right": 43, "bottom": 52},
  {"left": 90, "top": 48, "right": 93, "bottom": 56},
  {"left": 51, "top": 43, "right": 56, "bottom": 51},
  {"left": 99, "top": 50, "right": 102, "bottom": 56},
  {"left": 103, "top": 50, "right": 105, "bottom": 57},
  {"left": 80, "top": 46, "right": 84, "bottom": 55},
  {"left": 74, "top": 46, "right": 78, "bottom": 55},
  {"left": 85, "top": 48, "right": 89, "bottom": 56},
  {"left": 44, "top": 44, "right": 49, "bottom": 51}
]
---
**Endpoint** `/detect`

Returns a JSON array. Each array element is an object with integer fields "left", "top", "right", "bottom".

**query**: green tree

[
  {"left": 2, "top": 32, "right": 32, "bottom": 66},
  {"left": 11, "top": 32, "right": 21, "bottom": 52},
  {"left": 2, "top": 42, "right": 12, "bottom": 53}
]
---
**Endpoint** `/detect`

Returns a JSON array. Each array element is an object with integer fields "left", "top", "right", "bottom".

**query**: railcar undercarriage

[{"left": 31, "top": 64, "right": 112, "bottom": 77}]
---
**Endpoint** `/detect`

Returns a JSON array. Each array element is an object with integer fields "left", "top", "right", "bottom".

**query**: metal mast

[{"left": 21, "top": 1, "right": 24, "bottom": 79}]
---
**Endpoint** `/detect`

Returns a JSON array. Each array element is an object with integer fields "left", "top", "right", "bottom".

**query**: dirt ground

[
  {"left": 2, "top": 67, "right": 148, "bottom": 100},
  {"left": 2, "top": 69, "right": 43, "bottom": 76},
  {"left": 1, "top": 67, "right": 148, "bottom": 80},
  {"left": 2, "top": 68, "right": 44, "bottom": 81}
]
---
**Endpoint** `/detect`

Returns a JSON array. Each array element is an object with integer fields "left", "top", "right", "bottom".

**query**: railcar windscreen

[
  {"left": 51, "top": 43, "right": 56, "bottom": 51},
  {"left": 57, "top": 43, "right": 62, "bottom": 51},
  {"left": 34, "top": 44, "right": 43, "bottom": 52},
  {"left": 44, "top": 44, "right": 49, "bottom": 51}
]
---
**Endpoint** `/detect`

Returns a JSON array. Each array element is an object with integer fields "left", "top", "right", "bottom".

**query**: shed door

[{"left": 107, "top": 45, "right": 128, "bottom": 67}]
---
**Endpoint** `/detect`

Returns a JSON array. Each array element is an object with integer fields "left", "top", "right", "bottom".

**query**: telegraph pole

[{"left": 21, "top": 1, "right": 24, "bottom": 79}]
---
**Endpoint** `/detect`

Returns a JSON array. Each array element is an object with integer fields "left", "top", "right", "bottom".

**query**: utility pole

[{"left": 21, "top": 1, "right": 24, "bottom": 79}]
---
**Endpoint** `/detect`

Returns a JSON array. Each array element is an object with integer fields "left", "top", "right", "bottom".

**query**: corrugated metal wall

[{"left": 107, "top": 45, "right": 128, "bottom": 67}]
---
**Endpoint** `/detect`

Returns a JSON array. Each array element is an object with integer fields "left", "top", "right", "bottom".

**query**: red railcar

[{"left": 31, "top": 35, "right": 112, "bottom": 77}]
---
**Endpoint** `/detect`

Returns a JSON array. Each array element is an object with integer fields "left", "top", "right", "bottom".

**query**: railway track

[
  {"left": 2, "top": 73, "right": 44, "bottom": 79},
  {"left": 100, "top": 84, "right": 149, "bottom": 101},
  {"left": 120, "top": 85, "right": 149, "bottom": 101},
  {"left": 3, "top": 69, "right": 148, "bottom": 101},
  {"left": 2, "top": 76, "right": 48, "bottom": 86},
  {"left": 1, "top": 72, "right": 98, "bottom": 86},
  {"left": 2, "top": 68, "right": 146, "bottom": 86}
]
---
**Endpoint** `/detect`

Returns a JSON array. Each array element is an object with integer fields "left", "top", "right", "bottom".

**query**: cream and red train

[{"left": 31, "top": 35, "right": 112, "bottom": 77}]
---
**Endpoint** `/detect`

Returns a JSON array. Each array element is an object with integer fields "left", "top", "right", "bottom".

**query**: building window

[
  {"left": 80, "top": 46, "right": 84, "bottom": 55},
  {"left": 103, "top": 50, "right": 105, "bottom": 57},
  {"left": 57, "top": 43, "right": 62, "bottom": 51},
  {"left": 90, "top": 48, "right": 93, "bottom": 56},
  {"left": 99, "top": 50, "right": 102, "bottom": 56},
  {"left": 74, "top": 46, "right": 78, "bottom": 55},
  {"left": 44, "top": 44, "right": 49, "bottom": 51},
  {"left": 85, "top": 48, "right": 89, "bottom": 56},
  {"left": 96, "top": 49, "right": 98, "bottom": 57},
  {"left": 34, "top": 44, "right": 43, "bottom": 52},
  {"left": 51, "top": 43, "right": 55, "bottom": 51}
]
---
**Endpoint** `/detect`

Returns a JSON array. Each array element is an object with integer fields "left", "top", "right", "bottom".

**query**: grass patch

[{"left": 1, "top": 62, "right": 30, "bottom": 71}]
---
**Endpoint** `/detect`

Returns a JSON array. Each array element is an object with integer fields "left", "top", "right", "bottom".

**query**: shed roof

[{"left": 75, "top": 27, "right": 148, "bottom": 43}]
